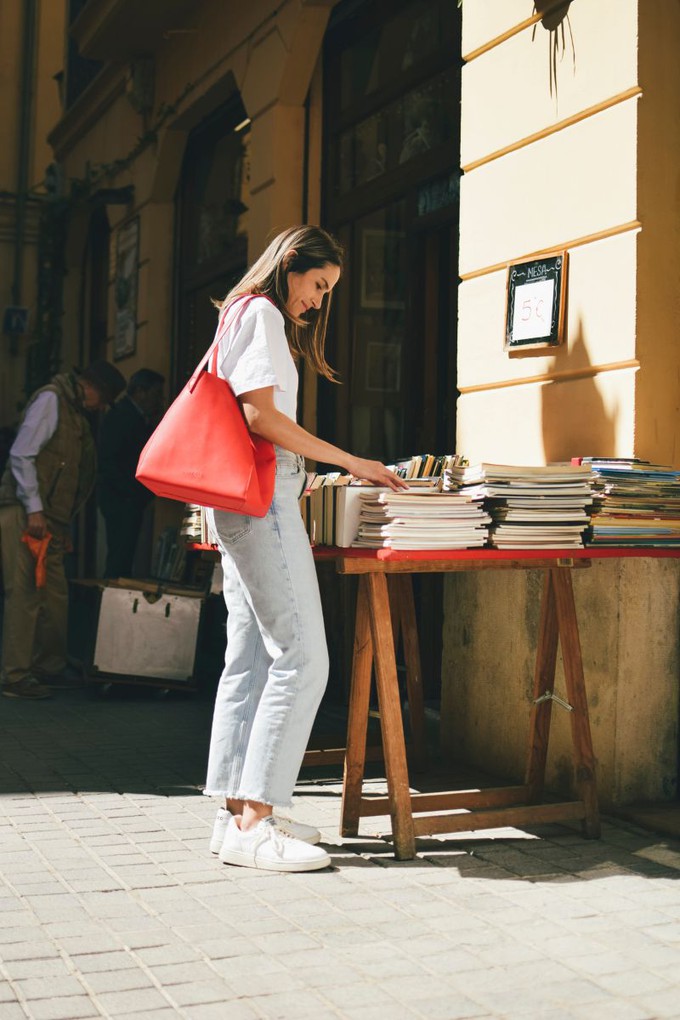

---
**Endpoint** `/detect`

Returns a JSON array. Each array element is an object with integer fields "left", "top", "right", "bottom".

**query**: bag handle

[{"left": 187, "top": 295, "right": 254, "bottom": 394}]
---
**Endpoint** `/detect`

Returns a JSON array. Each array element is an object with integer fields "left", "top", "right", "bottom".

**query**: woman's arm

[{"left": 239, "top": 386, "right": 408, "bottom": 491}]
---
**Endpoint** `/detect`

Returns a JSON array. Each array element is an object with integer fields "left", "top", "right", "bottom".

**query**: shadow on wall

[{"left": 541, "top": 315, "right": 618, "bottom": 463}]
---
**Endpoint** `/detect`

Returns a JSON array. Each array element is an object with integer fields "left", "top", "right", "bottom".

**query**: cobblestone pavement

[{"left": 1, "top": 687, "right": 680, "bottom": 1020}]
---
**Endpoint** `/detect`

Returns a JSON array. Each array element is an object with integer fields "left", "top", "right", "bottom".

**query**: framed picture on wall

[
  {"left": 113, "top": 217, "right": 140, "bottom": 361},
  {"left": 360, "top": 228, "right": 406, "bottom": 309},
  {"left": 504, "top": 250, "right": 568, "bottom": 352}
]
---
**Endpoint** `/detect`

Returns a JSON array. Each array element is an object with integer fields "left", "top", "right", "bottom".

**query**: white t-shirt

[{"left": 215, "top": 296, "right": 298, "bottom": 422}]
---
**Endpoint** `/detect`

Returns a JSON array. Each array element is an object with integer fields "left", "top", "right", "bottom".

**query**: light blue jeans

[{"left": 204, "top": 450, "right": 329, "bottom": 807}]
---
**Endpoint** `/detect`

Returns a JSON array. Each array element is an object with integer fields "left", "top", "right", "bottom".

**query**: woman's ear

[{"left": 282, "top": 248, "right": 298, "bottom": 271}]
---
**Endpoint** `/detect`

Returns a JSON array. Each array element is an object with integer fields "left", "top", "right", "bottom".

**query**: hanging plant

[{"left": 532, "top": 1, "right": 575, "bottom": 98}]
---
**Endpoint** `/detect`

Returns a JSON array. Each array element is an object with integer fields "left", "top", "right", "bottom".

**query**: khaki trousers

[{"left": 0, "top": 504, "right": 68, "bottom": 686}]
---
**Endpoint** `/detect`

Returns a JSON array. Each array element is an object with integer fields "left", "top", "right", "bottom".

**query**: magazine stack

[
  {"left": 352, "top": 489, "right": 491, "bottom": 550},
  {"left": 443, "top": 463, "right": 593, "bottom": 549},
  {"left": 578, "top": 458, "right": 680, "bottom": 546}
]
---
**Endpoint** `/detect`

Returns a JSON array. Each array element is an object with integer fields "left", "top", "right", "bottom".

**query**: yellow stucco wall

[
  {"left": 458, "top": 0, "right": 640, "bottom": 464},
  {"left": 444, "top": 0, "right": 680, "bottom": 808},
  {"left": 0, "top": 0, "right": 66, "bottom": 425}
]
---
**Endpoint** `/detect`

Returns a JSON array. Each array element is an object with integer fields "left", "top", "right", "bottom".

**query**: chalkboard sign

[{"left": 505, "top": 251, "right": 568, "bottom": 351}]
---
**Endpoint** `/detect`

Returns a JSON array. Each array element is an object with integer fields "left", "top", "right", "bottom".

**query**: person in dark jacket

[
  {"left": 0, "top": 360, "right": 126, "bottom": 698},
  {"left": 97, "top": 368, "right": 164, "bottom": 579}
]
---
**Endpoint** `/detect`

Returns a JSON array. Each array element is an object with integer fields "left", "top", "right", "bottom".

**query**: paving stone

[
  {"left": 143, "top": 961, "right": 219, "bottom": 986},
  {"left": 89, "top": 986, "right": 172, "bottom": 1014},
  {"left": 0, "top": 1004, "right": 30, "bottom": 1020},
  {"left": 26, "top": 995, "right": 96, "bottom": 1020},
  {"left": 250, "top": 931, "right": 321, "bottom": 956},
  {"left": 342, "top": 1005, "right": 421, "bottom": 1020},
  {"left": 81, "top": 968, "right": 155, "bottom": 994},
  {"left": 0, "top": 937, "right": 61, "bottom": 966},
  {"left": 634, "top": 985, "right": 680, "bottom": 1016},
  {"left": 162, "top": 978, "right": 237, "bottom": 1007},
  {"left": 411, "top": 995, "right": 488, "bottom": 1019},
  {"left": 250, "top": 988, "right": 338, "bottom": 1017},
  {"left": 183, "top": 1002, "right": 260, "bottom": 1020},
  {"left": 569, "top": 1002, "right": 657, "bottom": 1020},
  {"left": 133, "top": 943, "right": 203, "bottom": 966},
  {"left": 4, "top": 958, "right": 74, "bottom": 980},
  {"left": 597, "top": 970, "right": 674, "bottom": 997},
  {"left": 106, "top": 1011, "right": 179, "bottom": 1020},
  {"left": 0, "top": 982, "right": 20, "bottom": 1003},
  {"left": 69, "top": 951, "right": 133, "bottom": 974}
]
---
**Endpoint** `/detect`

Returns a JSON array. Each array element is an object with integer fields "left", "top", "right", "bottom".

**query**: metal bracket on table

[{"left": 534, "top": 690, "right": 574, "bottom": 712}]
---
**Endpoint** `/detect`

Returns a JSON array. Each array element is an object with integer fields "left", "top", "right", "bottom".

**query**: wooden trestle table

[{"left": 306, "top": 547, "right": 679, "bottom": 861}]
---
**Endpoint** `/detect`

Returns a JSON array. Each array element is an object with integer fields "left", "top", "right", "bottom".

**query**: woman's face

[{"left": 285, "top": 262, "right": 341, "bottom": 319}]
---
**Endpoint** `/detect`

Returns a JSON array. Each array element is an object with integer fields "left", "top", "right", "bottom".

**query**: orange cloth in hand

[{"left": 21, "top": 531, "right": 52, "bottom": 588}]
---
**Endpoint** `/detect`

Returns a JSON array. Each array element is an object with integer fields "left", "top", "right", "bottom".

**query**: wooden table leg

[
  {"left": 551, "top": 567, "right": 601, "bottom": 838},
  {"left": 367, "top": 573, "right": 416, "bottom": 860},
  {"left": 525, "top": 569, "right": 559, "bottom": 802},
  {"left": 341, "top": 577, "right": 373, "bottom": 837},
  {"left": 390, "top": 575, "right": 427, "bottom": 773}
]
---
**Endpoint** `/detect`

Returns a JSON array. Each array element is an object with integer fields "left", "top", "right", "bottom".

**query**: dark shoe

[{"left": 2, "top": 677, "right": 52, "bottom": 699}]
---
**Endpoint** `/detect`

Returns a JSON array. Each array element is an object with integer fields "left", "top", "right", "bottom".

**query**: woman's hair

[{"left": 215, "top": 225, "right": 343, "bottom": 381}]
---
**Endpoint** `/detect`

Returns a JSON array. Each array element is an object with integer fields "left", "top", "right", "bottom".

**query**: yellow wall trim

[
  {"left": 462, "top": 1, "right": 570, "bottom": 63},
  {"left": 459, "top": 359, "right": 640, "bottom": 395},
  {"left": 462, "top": 87, "right": 642, "bottom": 173},
  {"left": 460, "top": 220, "right": 642, "bottom": 282}
]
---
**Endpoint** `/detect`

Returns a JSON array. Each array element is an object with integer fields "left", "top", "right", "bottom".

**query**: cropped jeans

[{"left": 204, "top": 450, "right": 329, "bottom": 808}]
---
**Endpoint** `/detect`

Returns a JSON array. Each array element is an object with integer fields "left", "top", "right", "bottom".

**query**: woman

[{"left": 205, "top": 225, "right": 406, "bottom": 873}]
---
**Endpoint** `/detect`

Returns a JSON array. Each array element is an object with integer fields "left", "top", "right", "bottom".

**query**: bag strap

[{"left": 187, "top": 295, "right": 254, "bottom": 394}]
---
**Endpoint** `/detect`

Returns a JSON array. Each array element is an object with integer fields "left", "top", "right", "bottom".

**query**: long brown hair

[{"left": 214, "top": 225, "right": 343, "bottom": 381}]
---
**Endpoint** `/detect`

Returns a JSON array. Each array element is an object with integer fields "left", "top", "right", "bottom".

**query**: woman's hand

[{"left": 345, "top": 457, "right": 409, "bottom": 492}]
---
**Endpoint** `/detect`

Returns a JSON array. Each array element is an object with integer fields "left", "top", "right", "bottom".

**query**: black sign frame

[{"left": 505, "top": 251, "right": 568, "bottom": 352}]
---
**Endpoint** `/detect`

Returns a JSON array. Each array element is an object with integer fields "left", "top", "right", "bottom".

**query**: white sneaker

[
  {"left": 218, "top": 816, "right": 330, "bottom": 873},
  {"left": 209, "top": 807, "right": 320, "bottom": 854}
]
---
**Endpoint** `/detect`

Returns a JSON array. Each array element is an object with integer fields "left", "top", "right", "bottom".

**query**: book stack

[
  {"left": 580, "top": 458, "right": 680, "bottom": 546},
  {"left": 443, "top": 463, "right": 593, "bottom": 549},
  {"left": 352, "top": 489, "right": 491, "bottom": 550},
  {"left": 300, "top": 473, "right": 348, "bottom": 546},
  {"left": 179, "top": 504, "right": 208, "bottom": 544},
  {"left": 394, "top": 452, "right": 465, "bottom": 482}
]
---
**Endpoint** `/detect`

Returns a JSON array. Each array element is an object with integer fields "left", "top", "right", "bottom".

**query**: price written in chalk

[{"left": 511, "top": 278, "right": 555, "bottom": 342}]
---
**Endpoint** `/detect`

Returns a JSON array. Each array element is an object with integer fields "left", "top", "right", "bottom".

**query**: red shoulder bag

[{"left": 136, "top": 296, "right": 276, "bottom": 516}]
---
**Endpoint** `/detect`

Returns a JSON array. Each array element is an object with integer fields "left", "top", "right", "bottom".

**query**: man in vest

[{"left": 0, "top": 360, "right": 126, "bottom": 698}]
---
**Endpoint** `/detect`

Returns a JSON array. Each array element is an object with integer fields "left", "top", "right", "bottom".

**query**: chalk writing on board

[{"left": 505, "top": 252, "right": 568, "bottom": 351}]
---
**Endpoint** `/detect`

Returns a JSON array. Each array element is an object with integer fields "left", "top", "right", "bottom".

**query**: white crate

[{"left": 92, "top": 586, "right": 203, "bottom": 685}]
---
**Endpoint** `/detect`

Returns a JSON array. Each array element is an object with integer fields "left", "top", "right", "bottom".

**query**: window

[{"left": 321, "top": 0, "right": 461, "bottom": 464}]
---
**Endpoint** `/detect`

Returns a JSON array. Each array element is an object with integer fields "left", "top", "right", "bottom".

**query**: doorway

[
  {"left": 319, "top": 0, "right": 462, "bottom": 704},
  {"left": 174, "top": 97, "right": 250, "bottom": 393}
]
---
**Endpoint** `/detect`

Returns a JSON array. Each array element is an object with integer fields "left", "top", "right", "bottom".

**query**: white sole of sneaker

[
  {"left": 219, "top": 848, "right": 331, "bottom": 872},
  {"left": 210, "top": 827, "right": 321, "bottom": 855}
]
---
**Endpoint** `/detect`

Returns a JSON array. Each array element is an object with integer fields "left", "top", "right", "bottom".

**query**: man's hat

[{"left": 79, "top": 360, "right": 126, "bottom": 406}]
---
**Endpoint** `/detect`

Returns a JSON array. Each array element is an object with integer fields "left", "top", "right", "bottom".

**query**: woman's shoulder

[
  {"left": 234, "top": 294, "right": 284, "bottom": 324},
  {"left": 218, "top": 294, "right": 285, "bottom": 352}
]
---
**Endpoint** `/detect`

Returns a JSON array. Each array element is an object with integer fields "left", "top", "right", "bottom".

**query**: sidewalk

[{"left": 1, "top": 686, "right": 680, "bottom": 1020}]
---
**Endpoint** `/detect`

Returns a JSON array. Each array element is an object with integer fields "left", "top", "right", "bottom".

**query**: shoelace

[{"left": 253, "top": 818, "right": 294, "bottom": 858}]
